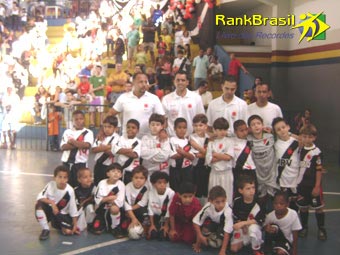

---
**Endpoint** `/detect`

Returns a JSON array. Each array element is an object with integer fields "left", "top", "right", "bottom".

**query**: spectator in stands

[
  {"left": 114, "top": 29, "right": 125, "bottom": 65},
  {"left": 106, "top": 63, "right": 128, "bottom": 106},
  {"left": 227, "top": 53, "right": 248, "bottom": 81},
  {"left": 208, "top": 55, "right": 223, "bottom": 91},
  {"left": 32, "top": 85, "right": 47, "bottom": 125},
  {"left": 126, "top": 25, "right": 140, "bottom": 68},
  {"left": 142, "top": 16, "right": 156, "bottom": 65},
  {"left": 195, "top": 80, "right": 213, "bottom": 111},
  {"left": 152, "top": 4, "right": 163, "bottom": 37},
  {"left": 192, "top": 49, "right": 209, "bottom": 90}
]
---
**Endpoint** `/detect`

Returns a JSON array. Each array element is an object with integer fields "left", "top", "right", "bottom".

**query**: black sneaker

[
  {"left": 318, "top": 228, "right": 327, "bottom": 241},
  {"left": 111, "top": 227, "right": 125, "bottom": 238},
  {"left": 298, "top": 228, "right": 308, "bottom": 238},
  {"left": 39, "top": 229, "right": 50, "bottom": 240}
]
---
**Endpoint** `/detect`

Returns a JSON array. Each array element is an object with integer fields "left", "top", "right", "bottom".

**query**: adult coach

[
  {"left": 162, "top": 71, "right": 205, "bottom": 137},
  {"left": 206, "top": 75, "right": 247, "bottom": 136},
  {"left": 247, "top": 83, "right": 283, "bottom": 132},
  {"left": 108, "top": 73, "right": 164, "bottom": 138}
]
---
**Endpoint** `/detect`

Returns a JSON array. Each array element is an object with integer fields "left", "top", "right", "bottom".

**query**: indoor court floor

[{"left": 1, "top": 149, "right": 340, "bottom": 255}]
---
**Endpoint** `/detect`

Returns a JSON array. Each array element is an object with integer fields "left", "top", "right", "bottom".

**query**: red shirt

[
  {"left": 228, "top": 59, "right": 242, "bottom": 77},
  {"left": 169, "top": 193, "right": 202, "bottom": 224},
  {"left": 78, "top": 81, "right": 90, "bottom": 95}
]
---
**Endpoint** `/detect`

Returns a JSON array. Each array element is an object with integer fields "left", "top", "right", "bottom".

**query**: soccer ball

[
  {"left": 207, "top": 233, "right": 223, "bottom": 248},
  {"left": 128, "top": 224, "right": 144, "bottom": 240}
]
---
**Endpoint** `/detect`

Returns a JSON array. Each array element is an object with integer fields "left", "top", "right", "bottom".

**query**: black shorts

[
  {"left": 296, "top": 186, "right": 324, "bottom": 209},
  {"left": 39, "top": 202, "right": 73, "bottom": 230},
  {"left": 281, "top": 187, "right": 298, "bottom": 200},
  {"left": 266, "top": 224, "right": 291, "bottom": 255}
]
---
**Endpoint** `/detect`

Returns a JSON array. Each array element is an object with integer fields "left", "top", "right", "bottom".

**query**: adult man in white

[
  {"left": 247, "top": 83, "right": 283, "bottom": 132},
  {"left": 206, "top": 75, "right": 247, "bottom": 136},
  {"left": 109, "top": 73, "right": 165, "bottom": 138},
  {"left": 162, "top": 71, "right": 205, "bottom": 137}
]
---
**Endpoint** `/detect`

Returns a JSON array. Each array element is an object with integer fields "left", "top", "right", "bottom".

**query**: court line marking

[
  {"left": 0, "top": 170, "right": 53, "bottom": 177},
  {"left": 323, "top": 192, "right": 340, "bottom": 195},
  {"left": 59, "top": 237, "right": 129, "bottom": 255},
  {"left": 310, "top": 208, "right": 340, "bottom": 213}
]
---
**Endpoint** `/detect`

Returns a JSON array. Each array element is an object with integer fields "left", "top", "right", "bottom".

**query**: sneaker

[
  {"left": 39, "top": 229, "right": 50, "bottom": 240},
  {"left": 298, "top": 228, "right": 308, "bottom": 238},
  {"left": 111, "top": 227, "right": 125, "bottom": 238},
  {"left": 318, "top": 228, "right": 327, "bottom": 241},
  {"left": 253, "top": 249, "right": 264, "bottom": 255}
]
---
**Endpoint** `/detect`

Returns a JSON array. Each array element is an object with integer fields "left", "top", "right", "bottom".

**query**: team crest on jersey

[
  {"left": 248, "top": 214, "right": 254, "bottom": 220},
  {"left": 232, "top": 111, "right": 237, "bottom": 118},
  {"left": 59, "top": 199, "right": 67, "bottom": 208},
  {"left": 188, "top": 103, "right": 192, "bottom": 109},
  {"left": 244, "top": 146, "right": 250, "bottom": 154},
  {"left": 144, "top": 103, "right": 148, "bottom": 108},
  {"left": 219, "top": 143, "right": 223, "bottom": 149},
  {"left": 263, "top": 139, "right": 269, "bottom": 146},
  {"left": 307, "top": 154, "right": 312, "bottom": 160},
  {"left": 287, "top": 148, "right": 293, "bottom": 155},
  {"left": 234, "top": 232, "right": 241, "bottom": 239}
]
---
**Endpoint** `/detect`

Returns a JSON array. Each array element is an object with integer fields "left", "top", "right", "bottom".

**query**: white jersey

[
  {"left": 95, "top": 179, "right": 125, "bottom": 208},
  {"left": 232, "top": 137, "right": 256, "bottom": 170},
  {"left": 37, "top": 181, "right": 78, "bottom": 217},
  {"left": 169, "top": 136, "right": 195, "bottom": 168},
  {"left": 189, "top": 133, "right": 209, "bottom": 166},
  {"left": 113, "top": 136, "right": 141, "bottom": 172},
  {"left": 124, "top": 182, "right": 149, "bottom": 211},
  {"left": 206, "top": 96, "right": 247, "bottom": 136},
  {"left": 60, "top": 128, "right": 94, "bottom": 164},
  {"left": 247, "top": 102, "right": 283, "bottom": 129},
  {"left": 141, "top": 134, "right": 171, "bottom": 175},
  {"left": 93, "top": 133, "right": 120, "bottom": 165},
  {"left": 274, "top": 137, "right": 300, "bottom": 188},
  {"left": 162, "top": 89, "right": 205, "bottom": 137},
  {"left": 193, "top": 202, "right": 233, "bottom": 234},
  {"left": 148, "top": 187, "right": 175, "bottom": 218},
  {"left": 113, "top": 91, "right": 165, "bottom": 138},
  {"left": 206, "top": 137, "right": 234, "bottom": 171},
  {"left": 264, "top": 208, "right": 302, "bottom": 243}
]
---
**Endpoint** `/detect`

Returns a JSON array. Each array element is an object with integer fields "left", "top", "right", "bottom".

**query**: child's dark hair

[
  {"left": 193, "top": 114, "right": 208, "bottom": 124},
  {"left": 274, "top": 190, "right": 289, "bottom": 203},
  {"left": 72, "top": 109, "right": 85, "bottom": 117},
  {"left": 271, "top": 117, "right": 289, "bottom": 131},
  {"left": 174, "top": 117, "right": 187, "bottom": 129},
  {"left": 237, "top": 175, "right": 255, "bottom": 190},
  {"left": 106, "top": 163, "right": 123, "bottom": 173},
  {"left": 127, "top": 119, "right": 140, "bottom": 129},
  {"left": 103, "top": 115, "right": 118, "bottom": 127},
  {"left": 132, "top": 165, "right": 148, "bottom": 179},
  {"left": 178, "top": 182, "right": 195, "bottom": 195},
  {"left": 177, "top": 49, "right": 184, "bottom": 55},
  {"left": 208, "top": 185, "right": 227, "bottom": 201},
  {"left": 54, "top": 165, "right": 69, "bottom": 177},
  {"left": 150, "top": 171, "right": 169, "bottom": 184},
  {"left": 149, "top": 113, "right": 165, "bottom": 125},
  {"left": 247, "top": 114, "right": 263, "bottom": 126},
  {"left": 233, "top": 119, "right": 247, "bottom": 131},
  {"left": 299, "top": 124, "right": 317, "bottom": 136},
  {"left": 213, "top": 117, "right": 229, "bottom": 130},
  {"left": 77, "top": 167, "right": 91, "bottom": 179}
]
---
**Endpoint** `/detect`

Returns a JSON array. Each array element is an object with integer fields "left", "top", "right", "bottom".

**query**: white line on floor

[
  {"left": 0, "top": 170, "right": 53, "bottom": 177},
  {"left": 59, "top": 237, "right": 129, "bottom": 255},
  {"left": 323, "top": 192, "right": 340, "bottom": 195},
  {"left": 310, "top": 208, "right": 340, "bottom": 213}
]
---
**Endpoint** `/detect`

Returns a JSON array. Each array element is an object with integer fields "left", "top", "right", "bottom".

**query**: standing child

[
  {"left": 113, "top": 119, "right": 141, "bottom": 185},
  {"left": 169, "top": 182, "right": 202, "bottom": 245},
  {"left": 296, "top": 124, "right": 327, "bottom": 240},
  {"left": 48, "top": 104, "right": 61, "bottom": 151},
  {"left": 206, "top": 117, "right": 234, "bottom": 205},
  {"left": 92, "top": 163, "right": 126, "bottom": 237},
  {"left": 92, "top": 116, "right": 119, "bottom": 185},
  {"left": 60, "top": 110, "right": 94, "bottom": 187},
  {"left": 189, "top": 114, "right": 210, "bottom": 203},
  {"left": 148, "top": 171, "right": 175, "bottom": 240},
  {"left": 264, "top": 191, "right": 302, "bottom": 255},
  {"left": 272, "top": 117, "right": 300, "bottom": 211},
  {"left": 75, "top": 168, "right": 96, "bottom": 231},
  {"left": 141, "top": 113, "right": 171, "bottom": 180},
  {"left": 169, "top": 118, "right": 195, "bottom": 192},
  {"left": 192, "top": 186, "right": 233, "bottom": 255},
  {"left": 35, "top": 165, "right": 79, "bottom": 240},
  {"left": 230, "top": 176, "right": 265, "bottom": 255},
  {"left": 156, "top": 36, "right": 166, "bottom": 58}
]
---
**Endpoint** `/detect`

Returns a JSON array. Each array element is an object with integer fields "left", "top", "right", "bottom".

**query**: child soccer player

[
  {"left": 124, "top": 166, "right": 149, "bottom": 238},
  {"left": 230, "top": 176, "right": 265, "bottom": 255},
  {"left": 169, "top": 118, "right": 195, "bottom": 192},
  {"left": 92, "top": 116, "right": 119, "bottom": 185},
  {"left": 148, "top": 171, "right": 175, "bottom": 240},
  {"left": 141, "top": 114, "right": 171, "bottom": 179},
  {"left": 169, "top": 182, "right": 202, "bottom": 245},
  {"left": 272, "top": 117, "right": 300, "bottom": 211},
  {"left": 75, "top": 168, "right": 96, "bottom": 231},
  {"left": 192, "top": 185, "right": 233, "bottom": 255},
  {"left": 35, "top": 165, "right": 79, "bottom": 240},
  {"left": 60, "top": 110, "right": 94, "bottom": 187},
  {"left": 48, "top": 104, "right": 61, "bottom": 151},
  {"left": 247, "top": 115, "right": 278, "bottom": 208},
  {"left": 296, "top": 124, "right": 327, "bottom": 240},
  {"left": 206, "top": 117, "right": 234, "bottom": 205},
  {"left": 92, "top": 163, "right": 126, "bottom": 237},
  {"left": 189, "top": 114, "right": 210, "bottom": 203},
  {"left": 113, "top": 119, "right": 141, "bottom": 185},
  {"left": 264, "top": 191, "right": 302, "bottom": 255},
  {"left": 232, "top": 120, "right": 257, "bottom": 196}
]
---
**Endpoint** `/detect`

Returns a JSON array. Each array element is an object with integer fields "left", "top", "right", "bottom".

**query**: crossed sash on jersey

[
  {"left": 154, "top": 195, "right": 170, "bottom": 230},
  {"left": 200, "top": 206, "right": 225, "bottom": 240},
  {"left": 276, "top": 140, "right": 299, "bottom": 185},
  {"left": 194, "top": 138, "right": 211, "bottom": 198}
]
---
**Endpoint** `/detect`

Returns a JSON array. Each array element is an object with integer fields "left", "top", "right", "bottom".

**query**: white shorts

[
  {"left": 231, "top": 224, "right": 263, "bottom": 250},
  {"left": 2, "top": 112, "right": 19, "bottom": 132},
  {"left": 209, "top": 169, "right": 233, "bottom": 206}
]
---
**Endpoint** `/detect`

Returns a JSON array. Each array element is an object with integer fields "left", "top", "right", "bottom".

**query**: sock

[
  {"left": 110, "top": 212, "right": 121, "bottom": 229},
  {"left": 315, "top": 212, "right": 325, "bottom": 229},
  {"left": 36, "top": 210, "right": 50, "bottom": 230},
  {"left": 299, "top": 211, "right": 309, "bottom": 228}
]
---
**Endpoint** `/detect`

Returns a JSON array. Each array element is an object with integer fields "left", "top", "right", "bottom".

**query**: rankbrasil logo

[{"left": 291, "top": 12, "right": 330, "bottom": 43}]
